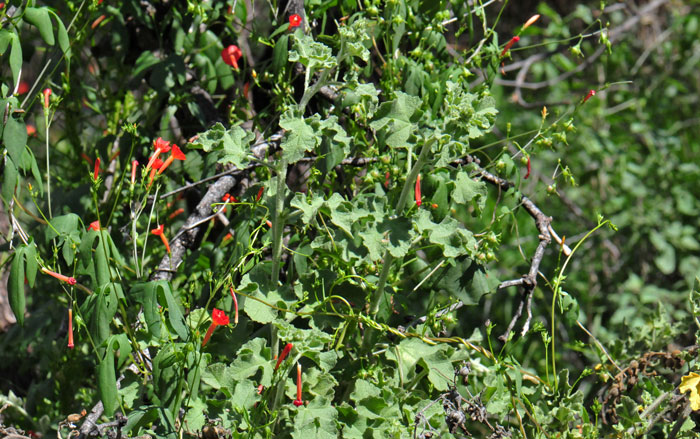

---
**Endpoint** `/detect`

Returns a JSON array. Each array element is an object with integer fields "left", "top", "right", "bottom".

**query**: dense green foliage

[{"left": 2, "top": 1, "right": 700, "bottom": 438}]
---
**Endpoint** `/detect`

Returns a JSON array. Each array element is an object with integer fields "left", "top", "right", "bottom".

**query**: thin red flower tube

[
  {"left": 202, "top": 308, "right": 229, "bottom": 347},
  {"left": 524, "top": 156, "right": 531, "bottom": 179},
  {"left": 289, "top": 14, "right": 302, "bottom": 30},
  {"left": 384, "top": 171, "right": 390, "bottom": 189},
  {"left": 583, "top": 89, "right": 596, "bottom": 103},
  {"left": 229, "top": 287, "right": 239, "bottom": 325},
  {"left": 88, "top": 220, "right": 100, "bottom": 231},
  {"left": 256, "top": 186, "right": 264, "bottom": 202},
  {"left": 131, "top": 160, "right": 138, "bottom": 184},
  {"left": 67, "top": 307, "right": 74, "bottom": 349},
  {"left": 293, "top": 363, "right": 304, "bottom": 407},
  {"left": 150, "top": 224, "right": 171, "bottom": 254},
  {"left": 93, "top": 157, "right": 101, "bottom": 182},
  {"left": 146, "top": 138, "right": 171, "bottom": 170},
  {"left": 275, "top": 342, "right": 293, "bottom": 371},
  {"left": 157, "top": 144, "right": 186, "bottom": 174},
  {"left": 221, "top": 45, "right": 242, "bottom": 70},
  {"left": 148, "top": 158, "right": 164, "bottom": 188},
  {"left": 41, "top": 267, "right": 77, "bottom": 286},
  {"left": 415, "top": 174, "right": 422, "bottom": 207},
  {"left": 500, "top": 36, "right": 520, "bottom": 57},
  {"left": 43, "top": 88, "right": 51, "bottom": 108}
]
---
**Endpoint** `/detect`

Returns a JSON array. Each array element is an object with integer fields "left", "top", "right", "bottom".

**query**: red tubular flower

[
  {"left": 150, "top": 224, "right": 171, "bottom": 254},
  {"left": 221, "top": 45, "right": 242, "bottom": 70},
  {"left": 202, "top": 308, "right": 229, "bottom": 347},
  {"left": 81, "top": 153, "right": 94, "bottom": 166},
  {"left": 256, "top": 186, "right": 264, "bottom": 201},
  {"left": 17, "top": 81, "right": 29, "bottom": 95},
  {"left": 293, "top": 363, "right": 304, "bottom": 407},
  {"left": 168, "top": 208, "right": 184, "bottom": 220},
  {"left": 67, "top": 308, "right": 74, "bottom": 349},
  {"left": 43, "top": 88, "right": 51, "bottom": 108},
  {"left": 93, "top": 157, "right": 101, "bottom": 182},
  {"left": 384, "top": 171, "right": 390, "bottom": 189},
  {"left": 146, "top": 138, "right": 171, "bottom": 170},
  {"left": 148, "top": 158, "right": 164, "bottom": 187},
  {"left": 415, "top": 174, "right": 422, "bottom": 207},
  {"left": 157, "top": 144, "right": 186, "bottom": 174},
  {"left": 524, "top": 156, "right": 531, "bottom": 179},
  {"left": 223, "top": 233, "right": 233, "bottom": 242},
  {"left": 289, "top": 14, "right": 302, "bottom": 30},
  {"left": 26, "top": 125, "right": 36, "bottom": 136},
  {"left": 275, "top": 343, "right": 293, "bottom": 371},
  {"left": 265, "top": 219, "right": 272, "bottom": 228},
  {"left": 583, "top": 89, "right": 596, "bottom": 103},
  {"left": 229, "top": 287, "right": 239, "bottom": 325},
  {"left": 131, "top": 160, "right": 138, "bottom": 184},
  {"left": 500, "top": 36, "right": 520, "bottom": 57},
  {"left": 88, "top": 220, "right": 100, "bottom": 231},
  {"left": 522, "top": 14, "right": 540, "bottom": 30},
  {"left": 41, "top": 267, "right": 77, "bottom": 286}
]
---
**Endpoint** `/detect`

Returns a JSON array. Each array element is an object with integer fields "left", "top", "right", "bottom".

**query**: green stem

[{"left": 369, "top": 136, "right": 436, "bottom": 318}]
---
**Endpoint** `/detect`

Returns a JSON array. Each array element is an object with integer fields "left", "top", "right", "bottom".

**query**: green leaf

[
  {"left": 452, "top": 171, "right": 486, "bottom": 208},
  {"left": 218, "top": 125, "right": 255, "bottom": 168},
  {"left": 8, "top": 248, "right": 26, "bottom": 326},
  {"left": 132, "top": 51, "right": 161, "bottom": 79},
  {"left": 156, "top": 282, "right": 188, "bottom": 340},
  {"left": 369, "top": 92, "right": 422, "bottom": 148},
  {"left": 338, "top": 18, "right": 371, "bottom": 62},
  {"left": 650, "top": 230, "right": 676, "bottom": 275},
  {"left": 279, "top": 114, "right": 319, "bottom": 163},
  {"left": 2, "top": 156, "right": 18, "bottom": 204},
  {"left": 98, "top": 345, "right": 118, "bottom": 417},
  {"left": 189, "top": 122, "right": 225, "bottom": 152},
  {"left": 24, "top": 7, "right": 55, "bottom": 46},
  {"left": 3, "top": 113, "right": 27, "bottom": 165},
  {"left": 272, "top": 34, "right": 289, "bottom": 75},
  {"left": 288, "top": 31, "right": 336, "bottom": 73},
  {"left": 46, "top": 213, "right": 80, "bottom": 241},
  {"left": 132, "top": 282, "right": 162, "bottom": 338},
  {"left": 0, "top": 30, "right": 11, "bottom": 55},
  {"left": 8, "top": 33, "right": 22, "bottom": 87},
  {"left": 54, "top": 16, "right": 70, "bottom": 56},
  {"left": 291, "top": 404, "right": 338, "bottom": 439},
  {"left": 229, "top": 338, "right": 273, "bottom": 386}
]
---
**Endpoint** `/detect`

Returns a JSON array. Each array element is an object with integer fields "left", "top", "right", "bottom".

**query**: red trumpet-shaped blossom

[
  {"left": 275, "top": 343, "right": 293, "bottom": 371},
  {"left": 202, "top": 308, "right": 229, "bottom": 347},
  {"left": 500, "top": 36, "right": 520, "bottom": 57},
  {"left": 88, "top": 220, "right": 101, "bottom": 231},
  {"left": 148, "top": 158, "right": 164, "bottom": 188},
  {"left": 293, "top": 363, "right": 304, "bottom": 407},
  {"left": 415, "top": 175, "right": 422, "bottom": 207},
  {"left": 146, "top": 138, "right": 171, "bottom": 170},
  {"left": 150, "top": 224, "right": 171, "bottom": 254},
  {"left": 93, "top": 157, "right": 101, "bottom": 182},
  {"left": 583, "top": 89, "right": 596, "bottom": 103},
  {"left": 41, "top": 267, "right": 77, "bottom": 286},
  {"left": 158, "top": 144, "right": 186, "bottom": 174},
  {"left": 229, "top": 287, "right": 239, "bottom": 325},
  {"left": 289, "top": 14, "right": 302, "bottom": 30},
  {"left": 68, "top": 308, "right": 75, "bottom": 349},
  {"left": 43, "top": 88, "right": 52, "bottom": 108},
  {"left": 221, "top": 45, "right": 242, "bottom": 70},
  {"left": 131, "top": 160, "right": 138, "bottom": 184}
]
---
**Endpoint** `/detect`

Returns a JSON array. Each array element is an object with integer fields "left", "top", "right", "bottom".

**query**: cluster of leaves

[{"left": 2, "top": 1, "right": 700, "bottom": 438}]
